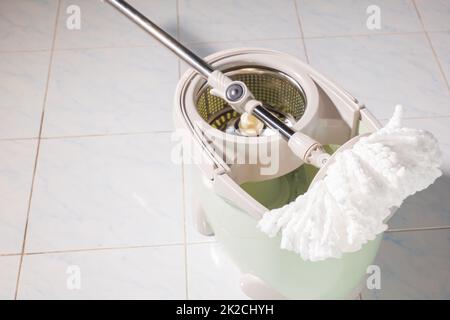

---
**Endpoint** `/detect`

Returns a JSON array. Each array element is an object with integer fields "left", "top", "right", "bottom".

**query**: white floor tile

[
  {"left": 362, "top": 229, "right": 450, "bottom": 299},
  {"left": 42, "top": 46, "right": 178, "bottom": 137},
  {"left": 415, "top": 0, "right": 450, "bottom": 32},
  {"left": 187, "top": 243, "right": 249, "bottom": 300},
  {"left": 305, "top": 34, "right": 450, "bottom": 119},
  {"left": 0, "top": 0, "right": 59, "bottom": 51},
  {"left": 388, "top": 117, "right": 450, "bottom": 229},
  {"left": 179, "top": 38, "right": 306, "bottom": 72},
  {"left": 0, "top": 256, "right": 20, "bottom": 300},
  {"left": 0, "top": 140, "right": 37, "bottom": 254},
  {"left": 191, "top": 38, "right": 306, "bottom": 60},
  {"left": 297, "top": 0, "right": 422, "bottom": 37},
  {"left": 0, "top": 52, "right": 50, "bottom": 139},
  {"left": 26, "top": 133, "right": 184, "bottom": 252},
  {"left": 429, "top": 32, "right": 450, "bottom": 85},
  {"left": 179, "top": 0, "right": 301, "bottom": 44},
  {"left": 55, "top": 0, "right": 177, "bottom": 49},
  {"left": 17, "top": 246, "right": 185, "bottom": 299}
]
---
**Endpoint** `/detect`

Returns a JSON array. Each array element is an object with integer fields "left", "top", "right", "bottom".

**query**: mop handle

[
  {"left": 104, "top": 0, "right": 213, "bottom": 78},
  {"left": 104, "top": 0, "right": 330, "bottom": 167},
  {"left": 104, "top": 0, "right": 296, "bottom": 134}
]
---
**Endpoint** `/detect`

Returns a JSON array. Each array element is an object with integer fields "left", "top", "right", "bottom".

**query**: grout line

[
  {"left": 375, "top": 115, "right": 450, "bottom": 123},
  {"left": 177, "top": 58, "right": 182, "bottom": 82},
  {"left": 0, "top": 137, "right": 39, "bottom": 142},
  {"left": 23, "top": 242, "right": 188, "bottom": 256},
  {"left": 0, "top": 130, "right": 175, "bottom": 142},
  {"left": 0, "top": 38, "right": 296, "bottom": 55},
  {"left": 293, "top": 0, "right": 310, "bottom": 63},
  {"left": 176, "top": 0, "right": 182, "bottom": 88},
  {"left": 2, "top": 113, "right": 450, "bottom": 143},
  {"left": 0, "top": 31, "right": 434, "bottom": 56},
  {"left": 302, "top": 30, "right": 426, "bottom": 40},
  {"left": 39, "top": 130, "right": 174, "bottom": 140},
  {"left": 2, "top": 115, "right": 450, "bottom": 143},
  {"left": 0, "top": 49, "right": 51, "bottom": 54},
  {"left": 0, "top": 253, "right": 22, "bottom": 257},
  {"left": 119, "top": 30, "right": 429, "bottom": 45},
  {"left": 6, "top": 226, "right": 449, "bottom": 256},
  {"left": 176, "top": 0, "right": 189, "bottom": 300},
  {"left": 412, "top": 0, "right": 450, "bottom": 90},
  {"left": 0, "top": 130, "right": 176, "bottom": 143},
  {"left": 51, "top": 42, "right": 178, "bottom": 52},
  {"left": 400, "top": 115, "right": 450, "bottom": 120},
  {"left": 387, "top": 225, "right": 450, "bottom": 233},
  {"left": 176, "top": 0, "right": 181, "bottom": 42},
  {"left": 187, "top": 240, "right": 218, "bottom": 246},
  {"left": 2, "top": 223, "right": 449, "bottom": 257},
  {"left": 185, "top": 36, "right": 304, "bottom": 46},
  {"left": 14, "top": 0, "right": 62, "bottom": 300},
  {"left": 0, "top": 240, "right": 216, "bottom": 258},
  {"left": 53, "top": 44, "right": 151, "bottom": 51}
]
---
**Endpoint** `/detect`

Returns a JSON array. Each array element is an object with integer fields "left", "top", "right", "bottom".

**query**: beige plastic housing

[{"left": 174, "top": 48, "right": 381, "bottom": 220}]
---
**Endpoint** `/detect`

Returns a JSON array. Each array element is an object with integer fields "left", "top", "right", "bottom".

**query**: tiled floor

[{"left": 0, "top": 0, "right": 449, "bottom": 300}]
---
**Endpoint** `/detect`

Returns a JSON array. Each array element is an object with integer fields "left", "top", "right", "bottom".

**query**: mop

[
  {"left": 105, "top": 0, "right": 442, "bottom": 261},
  {"left": 258, "top": 105, "right": 442, "bottom": 261}
]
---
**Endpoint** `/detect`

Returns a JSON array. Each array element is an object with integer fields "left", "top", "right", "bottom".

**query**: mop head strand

[{"left": 258, "top": 106, "right": 442, "bottom": 261}]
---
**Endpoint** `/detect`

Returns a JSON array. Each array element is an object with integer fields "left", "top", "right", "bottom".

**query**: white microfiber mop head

[{"left": 258, "top": 105, "right": 442, "bottom": 261}]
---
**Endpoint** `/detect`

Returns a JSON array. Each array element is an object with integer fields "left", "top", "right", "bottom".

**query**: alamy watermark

[
  {"left": 170, "top": 122, "right": 282, "bottom": 176},
  {"left": 66, "top": 4, "right": 81, "bottom": 30},
  {"left": 366, "top": 265, "right": 381, "bottom": 290},
  {"left": 66, "top": 265, "right": 81, "bottom": 290},
  {"left": 366, "top": 5, "right": 381, "bottom": 30}
]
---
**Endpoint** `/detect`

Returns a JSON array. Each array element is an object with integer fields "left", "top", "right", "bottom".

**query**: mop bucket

[
  {"left": 174, "top": 48, "right": 386, "bottom": 299},
  {"left": 103, "top": 0, "right": 439, "bottom": 300}
]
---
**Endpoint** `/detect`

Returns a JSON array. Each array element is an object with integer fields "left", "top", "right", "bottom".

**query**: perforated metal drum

[{"left": 196, "top": 67, "right": 307, "bottom": 136}]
